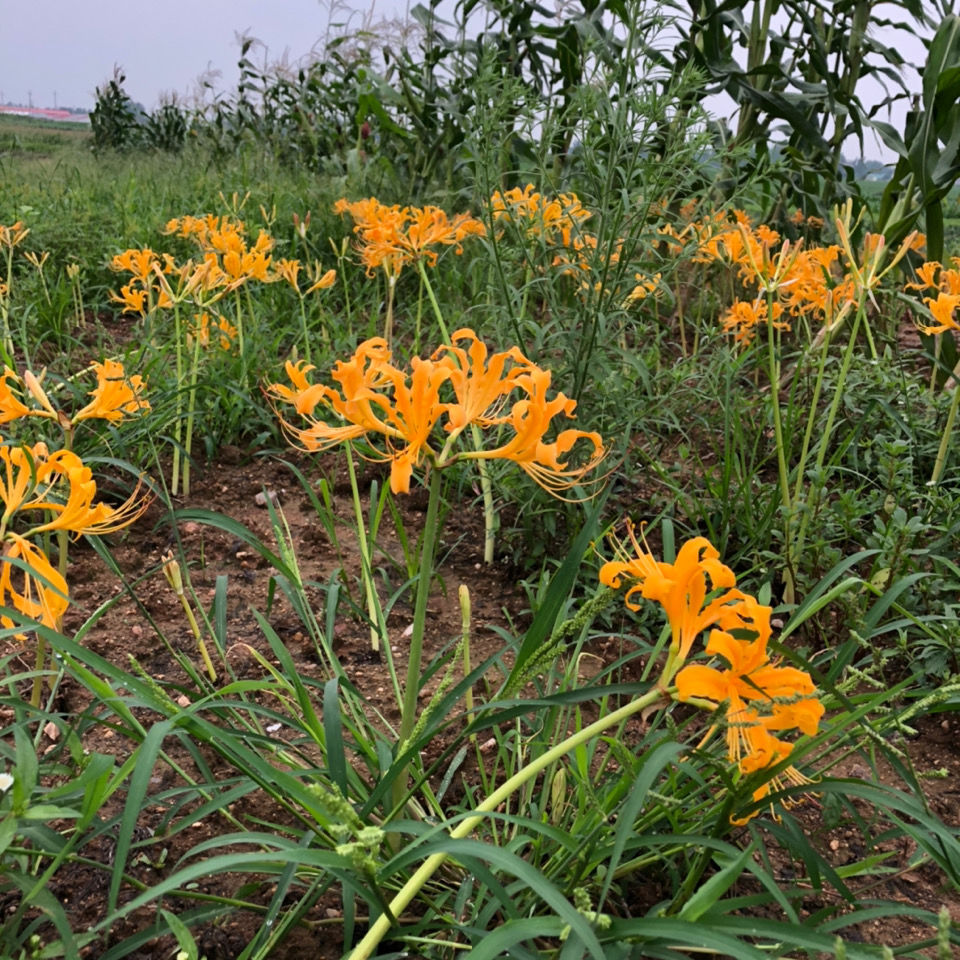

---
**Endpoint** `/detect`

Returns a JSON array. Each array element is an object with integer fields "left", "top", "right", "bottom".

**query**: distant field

[{"left": 0, "top": 113, "right": 90, "bottom": 157}]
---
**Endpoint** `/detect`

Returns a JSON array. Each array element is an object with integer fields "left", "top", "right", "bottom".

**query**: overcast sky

[
  {"left": 1, "top": 0, "right": 403, "bottom": 110},
  {"left": 1, "top": 0, "right": 930, "bottom": 160}
]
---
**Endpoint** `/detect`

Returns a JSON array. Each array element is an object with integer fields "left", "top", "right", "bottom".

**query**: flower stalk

[
  {"left": 162, "top": 553, "right": 217, "bottom": 681},
  {"left": 351, "top": 684, "right": 665, "bottom": 960},
  {"left": 929, "top": 354, "right": 960, "bottom": 486},
  {"left": 344, "top": 443, "right": 385, "bottom": 653},
  {"left": 417, "top": 265, "right": 497, "bottom": 563}
]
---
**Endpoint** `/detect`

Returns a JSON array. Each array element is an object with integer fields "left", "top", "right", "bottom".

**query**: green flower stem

[
  {"left": 765, "top": 291, "right": 791, "bottom": 516},
  {"left": 29, "top": 633, "right": 47, "bottom": 709},
  {"left": 789, "top": 322, "right": 835, "bottom": 511},
  {"left": 930, "top": 334, "right": 940, "bottom": 396},
  {"left": 333, "top": 241, "right": 354, "bottom": 340},
  {"left": 765, "top": 291, "right": 794, "bottom": 597},
  {"left": 418, "top": 262, "right": 497, "bottom": 564},
  {"left": 345, "top": 443, "right": 383, "bottom": 654},
  {"left": 929, "top": 355, "right": 960, "bottom": 486},
  {"left": 793, "top": 301, "right": 865, "bottom": 563},
  {"left": 781, "top": 316, "right": 836, "bottom": 603},
  {"left": 352, "top": 684, "right": 667, "bottom": 960},
  {"left": 460, "top": 585, "right": 476, "bottom": 749},
  {"left": 30, "top": 424, "right": 76, "bottom": 707},
  {"left": 518, "top": 264, "right": 532, "bottom": 331},
  {"left": 163, "top": 555, "right": 217, "bottom": 681},
  {"left": 1, "top": 246, "right": 14, "bottom": 362},
  {"left": 70, "top": 273, "right": 85, "bottom": 330},
  {"left": 298, "top": 295, "right": 312, "bottom": 365},
  {"left": 182, "top": 328, "right": 203, "bottom": 498},
  {"left": 391, "top": 465, "right": 443, "bottom": 817},
  {"left": 384, "top": 273, "right": 396, "bottom": 346},
  {"left": 414, "top": 271, "right": 425, "bottom": 357},
  {"left": 170, "top": 301, "right": 184, "bottom": 497},
  {"left": 398, "top": 466, "right": 443, "bottom": 748},
  {"left": 234, "top": 287, "right": 254, "bottom": 394},
  {"left": 416, "top": 260, "right": 450, "bottom": 344}
]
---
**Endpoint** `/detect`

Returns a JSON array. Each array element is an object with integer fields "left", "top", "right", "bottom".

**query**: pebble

[{"left": 254, "top": 490, "right": 280, "bottom": 507}]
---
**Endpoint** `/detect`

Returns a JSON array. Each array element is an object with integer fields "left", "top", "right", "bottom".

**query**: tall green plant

[
  {"left": 669, "top": 0, "right": 932, "bottom": 217},
  {"left": 877, "top": 14, "right": 960, "bottom": 261}
]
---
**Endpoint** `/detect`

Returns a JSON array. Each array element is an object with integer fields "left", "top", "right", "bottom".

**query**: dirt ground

[{"left": 5, "top": 448, "right": 959, "bottom": 959}]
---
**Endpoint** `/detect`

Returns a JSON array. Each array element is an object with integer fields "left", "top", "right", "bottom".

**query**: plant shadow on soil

[{"left": 4, "top": 449, "right": 957, "bottom": 959}]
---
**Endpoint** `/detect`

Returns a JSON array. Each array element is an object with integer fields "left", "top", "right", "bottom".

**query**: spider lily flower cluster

[
  {"left": 0, "top": 361, "right": 149, "bottom": 434},
  {"left": 188, "top": 312, "right": 237, "bottom": 352},
  {"left": 0, "top": 362, "right": 148, "bottom": 636},
  {"left": 110, "top": 213, "right": 337, "bottom": 494},
  {"left": 661, "top": 206, "right": 921, "bottom": 345},
  {"left": 904, "top": 258, "right": 960, "bottom": 334},
  {"left": 110, "top": 215, "right": 336, "bottom": 317},
  {"left": 0, "top": 442, "right": 145, "bottom": 634},
  {"left": 491, "top": 184, "right": 592, "bottom": 239},
  {"left": 490, "top": 185, "right": 633, "bottom": 296},
  {"left": 335, "top": 197, "right": 486, "bottom": 280},
  {"left": 600, "top": 526, "right": 823, "bottom": 823},
  {"left": 903, "top": 255, "right": 960, "bottom": 483},
  {"left": 268, "top": 328, "right": 606, "bottom": 497}
]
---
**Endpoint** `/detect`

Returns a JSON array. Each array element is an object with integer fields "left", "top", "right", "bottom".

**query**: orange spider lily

[
  {"left": 189, "top": 313, "right": 237, "bottom": 351},
  {"left": 111, "top": 249, "right": 160, "bottom": 283},
  {"left": 463, "top": 363, "right": 606, "bottom": 497},
  {"left": 0, "top": 363, "right": 149, "bottom": 429},
  {"left": 111, "top": 283, "right": 150, "bottom": 316},
  {"left": 266, "top": 360, "right": 333, "bottom": 418},
  {"left": 920, "top": 292, "right": 960, "bottom": 334},
  {"left": 0, "top": 443, "right": 49, "bottom": 526},
  {"left": 434, "top": 328, "right": 532, "bottom": 433},
  {"left": 73, "top": 360, "right": 150, "bottom": 422},
  {"left": 269, "top": 330, "right": 606, "bottom": 497},
  {"left": 336, "top": 198, "right": 485, "bottom": 278},
  {"left": 274, "top": 258, "right": 302, "bottom": 290},
  {"left": 24, "top": 450, "right": 148, "bottom": 537},
  {"left": 599, "top": 526, "right": 747, "bottom": 674},
  {"left": 283, "top": 347, "right": 449, "bottom": 495},
  {"left": 905, "top": 261, "right": 942, "bottom": 292},
  {"left": 676, "top": 626, "right": 820, "bottom": 730},
  {"left": 304, "top": 265, "right": 336, "bottom": 295},
  {"left": 0, "top": 443, "right": 147, "bottom": 640},
  {"left": 721, "top": 299, "right": 789, "bottom": 344},
  {"left": 624, "top": 272, "right": 661, "bottom": 305},
  {"left": 0, "top": 369, "right": 33, "bottom": 424},
  {"left": 490, "top": 185, "right": 591, "bottom": 238},
  {"left": 0, "top": 222, "right": 29, "bottom": 250},
  {"left": 1, "top": 534, "right": 68, "bottom": 636},
  {"left": 603, "top": 529, "right": 824, "bottom": 823},
  {"left": 676, "top": 621, "right": 823, "bottom": 824}
]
